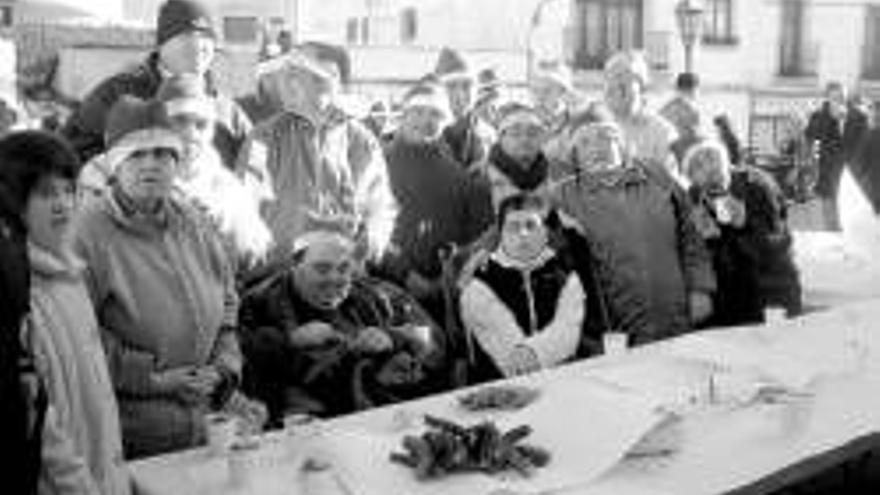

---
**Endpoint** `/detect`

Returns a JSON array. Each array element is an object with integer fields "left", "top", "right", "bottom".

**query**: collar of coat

[
  {"left": 490, "top": 246, "right": 557, "bottom": 272},
  {"left": 27, "top": 241, "right": 84, "bottom": 280}
]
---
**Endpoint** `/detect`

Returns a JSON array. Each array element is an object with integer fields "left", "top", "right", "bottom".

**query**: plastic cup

[
  {"left": 204, "top": 413, "right": 238, "bottom": 456},
  {"left": 713, "top": 197, "right": 732, "bottom": 224},
  {"left": 603, "top": 332, "right": 628, "bottom": 356}
]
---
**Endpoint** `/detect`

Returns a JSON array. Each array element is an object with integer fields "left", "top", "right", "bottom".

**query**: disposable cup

[
  {"left": 603, "top": 331, "right": 628, "bottom": 356},
  {"left": 228, "top": 436, "right": 261, "bottom": 488},
  {"left": 204, "top": 413, "right": 238, "bottom": 456}
]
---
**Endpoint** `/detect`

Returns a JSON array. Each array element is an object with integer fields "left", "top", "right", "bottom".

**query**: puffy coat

[{"left": 555, "top": 163, "right": 715, "bottom": 344}]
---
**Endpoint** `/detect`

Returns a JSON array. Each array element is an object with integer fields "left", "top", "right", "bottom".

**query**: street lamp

[
  {"left": 526, "top": 0, "right": 555, "bottom": 83},
  {"left": 675, "top": 0, "right": 705, "bottom": 74}
]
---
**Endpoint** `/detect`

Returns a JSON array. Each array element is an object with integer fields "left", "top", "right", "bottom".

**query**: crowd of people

[{"left": 1, "top": 0, "right": 837, "bottom": 493}]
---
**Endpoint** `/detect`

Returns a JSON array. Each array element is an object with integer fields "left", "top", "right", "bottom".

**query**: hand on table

[
  {"left": 350, "top": 326, "right": 394, "bottom": 355},
  {"left": 507, "top": 345, "right": 541, "bottom": 377},
  {"left": 289, "top": 322, "right": 343, "bottom": 349}
]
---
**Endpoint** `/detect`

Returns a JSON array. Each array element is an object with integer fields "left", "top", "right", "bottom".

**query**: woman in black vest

[{"left": 459, "top": 194, "right": 585, "bottom": 380}]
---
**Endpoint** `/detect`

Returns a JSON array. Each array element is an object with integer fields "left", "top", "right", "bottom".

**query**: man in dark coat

[
  {"left": 62, "top": 0, "right": 251, "bottom": 170},
  {"left": 805, "top": 82, "right": 869, "bottom": 230},
  {"left": 239, "top": 230, "right": 445, "bottom": 425},
  {"left": 382, "top": 82, "right": 494, "bottom": 312}
]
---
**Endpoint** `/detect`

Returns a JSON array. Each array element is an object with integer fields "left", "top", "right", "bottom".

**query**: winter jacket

[
  {"left": 470, "top": 145, "right": 551, "bottom": 211},
  {"left": 555, "top": 162, "right": 715, "bottom": 344},
  {"left": 383, "top": 137, "right": 494, "bottom": 282},
  {"left": 71, "top": 187, "right": 242, "bottom": 459},
  {"left": 805, "top": 102, "right": 869, "bottom": 198},
  {"left": 28, "top": 244, "right": 130, "bottom": 495},
  {"left": 237, "top": 107, "right": 397, "bottom": 276},
  {"left": 460, "top": 248, "right": 584, "bottom": 380},
  {"left": 239, "top": 274, "right": 445, "bottom": 423},
  {"left": 62, "top": 53, "right": 252, "bottom": 170},
  {"left": 0, "top": 186, "right": 45, "bottom": 495},
  {"left": 442, "top": 113, "right": 495, "bottom": 169}
]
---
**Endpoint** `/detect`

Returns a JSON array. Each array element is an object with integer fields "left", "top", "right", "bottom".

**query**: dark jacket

[
  {"left": 805, "top": 102, "right": 868, "bottom": 198},
  {"left": 556, "top": 163, "right": 716, "bottom": 344},
  {"left": 384, "top": 137, "right": 494, "bottom": 282},
  {"left": 850, "top": 126, "right": 880, "bottom": 214},
  {"left": 442, "top": 113, "right": 494, "bottom": 169},
  {"left": 239, "top": 274, "right": 445, "bottom": 425},
  {"left": 0, "top": 185, "right": 45, "bottom": 495},
  {"left": 62, "top": 53, "right": 252, "bottom": 170}
]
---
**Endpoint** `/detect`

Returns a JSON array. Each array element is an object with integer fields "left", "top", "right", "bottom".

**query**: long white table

[{"left": 130, "top": 232, "right": 880, "bottom": 495}]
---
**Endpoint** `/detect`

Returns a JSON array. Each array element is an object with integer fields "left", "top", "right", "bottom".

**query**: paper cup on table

[
  {"left": 283, "top": 413, "right": 323, "bottom": 462},
  {"left": 603, "top": 331, "right": 628, "bottom": 356},
  {"left": 205, "top": 412, "right": 238, "bottom": 456}
]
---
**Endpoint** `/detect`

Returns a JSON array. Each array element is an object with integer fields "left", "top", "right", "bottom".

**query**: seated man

[{"left": 239, "top": 229, "right": 445, "bottom": 426}]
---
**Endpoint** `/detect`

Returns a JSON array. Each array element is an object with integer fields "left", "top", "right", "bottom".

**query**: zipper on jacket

[{"left": 522, "top": 269, "right": 538, "bottom": 336}]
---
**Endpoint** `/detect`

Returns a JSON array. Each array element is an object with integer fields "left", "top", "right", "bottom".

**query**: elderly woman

[
  {"left": 554, "top": 105, "right": 715, "bottom": 345},
  {"left": 1, "top": 131, "right": 129, "bottom": 494},
  {"left": 683, "top": 141, "right": 802, "bottom": 324},
  {"left": 459, "top": 194, "right": 585, "bottom": 381},
  {"left": 72, "top": 96, "right": 260, "bottom": 459}
]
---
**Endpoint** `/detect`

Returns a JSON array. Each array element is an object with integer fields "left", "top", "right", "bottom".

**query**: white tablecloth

[{"left": 130, "top": 299, "right": 880, "bottom": 495}]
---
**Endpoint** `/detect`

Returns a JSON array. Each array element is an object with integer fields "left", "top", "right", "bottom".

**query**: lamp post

[
  {"left": 675, "top": 0, "right": 705, "bottom": 74},
  {"left": 526, "top": 0, "right": 555, "bottom": 83}
]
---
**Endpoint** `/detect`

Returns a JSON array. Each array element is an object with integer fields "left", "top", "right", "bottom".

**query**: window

[
  {"left": 223, "top": 16, "right": 259, "bottom": 44},
  {"left": 863, "top": 6, "right": 880, "bottom": 79},
  {"left": 346, "top": 18, "right": 359, "bottom": 44},
  {"left": 778, "top": 0, "right": 814, "bottom": 77},
  {"left": 360, "top": 17, "right": 370, "bottom": 44},
  {"left": 703, "top": 0, "right": 736, "bottom": 44},
  {"left": 1, "top": 5, "right": 12, "bottom": 27},
  {"left": 573, "top": 0, "right": 643, "bottom": 71},
  {"left": 400, "top": 7, "right": 418, "bottom": 44}
]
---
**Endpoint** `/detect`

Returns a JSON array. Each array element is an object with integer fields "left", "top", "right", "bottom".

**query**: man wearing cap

[
  {"left": 62, "top": 0, "right": 251, "bottom": 172},
  {"left": 471, "top": 100, "right": 552, "bottom": 210},
  {"left": 237, "top": 42, "right": 397, "bottom": 282},
  {"left": 434, "top": 47, "right": 495, "bottom": 169},
  {"left": 383, "top": 81, "right": 493, "bottom": 314},
  {"left": 239, "top": 229, "right": 444, "bottom": 423},
  {"left": 603, "top": 51, "right": 680, "bottom": 184},
  {"left": 529, "top": 63, "right": 579, "bottom": 166}
]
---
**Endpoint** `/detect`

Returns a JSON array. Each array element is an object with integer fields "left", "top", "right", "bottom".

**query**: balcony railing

[{"left": 778, "top": 40, "right": 819, "bottom": 78}]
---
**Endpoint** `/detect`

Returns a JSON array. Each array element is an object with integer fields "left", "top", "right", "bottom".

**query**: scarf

[{"left": 489, "top": 144, "right": 549, "bottom": 192}]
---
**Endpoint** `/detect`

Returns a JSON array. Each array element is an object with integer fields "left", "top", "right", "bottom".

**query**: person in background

[
  {"left": 434, "top": 47, "right": 495, "bottom": 168},
  {"left": 2, "top": 131, "right": 129, "bottom": 494},
  {"left": 684, "top": 141, "right": 802, "bottom": 321},
  {"left": 603, "top": 51, "right": 679, "bottom": 184},
  {"left": 805, "top": 82, "right": 869, "bottom": 231},
  {"left": 473, "top": 67, "right": 503, "bottom": 130},
  {"left": 663, "top": 95, "right": 708, "bottom": 169},
  {"left": 237, "top": 43, "right": 397, "bottom": 284},
  {"left": 850, "top": 102, "right": 880, "bottom": 214},
  {"left": 1, "top": 132, "right": 50, "bottom": 495},
  {"left": 659, "top": 72, "right": 701, "bottom": 123},
  {"left": 362, "top": 100, "right": 395, "bottom": 147},
  {"left": 72, "top": 97, "right": 264, "bottom": 459},
  {"left": 555, "top": 105, "right": 715, "bottom": 345},
  {"left": 713, "top": 114, "right": 743, "bottom": 167},
  {"left": 62, "top": 0, "right": 251, "bottom": 171},
  {"left": 529, "top": 63, "right": 578, "bottom": 167},
  {"left": 382, "top": 81, "right": 494, "bottom": 317},
  {"left": 239, "top": 229, "right": 445, "bottom": 424},
  {"left": 157, "top": 74, "right": 272, "bottom": 271},
  {"left": 459, "top": 194, "right": 584, "bottom": 381},
  {"left": 471, "top": 100, "right": 551, "bottom": 210}
]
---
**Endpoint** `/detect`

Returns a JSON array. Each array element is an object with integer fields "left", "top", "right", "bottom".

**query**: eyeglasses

[{"left": 129, "top": 147, "right": 180, "bottom": 162}]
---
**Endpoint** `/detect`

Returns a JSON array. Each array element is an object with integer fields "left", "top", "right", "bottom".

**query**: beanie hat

[
  {"left": 299, "top": 41, "right": 351, "bottom": 85},
  {"left": 531, "top": 63, "right": 573, "bottom": 93},
  {"left": 433, "top": 47, "right": 473, "bottom": 82},
  {"left": 156, "top": 0, "right": 215, "bottom": 47},
  {"left": 402, "top": 82, "right": 450, "bottom": 116},
  {"left": 496, "top": 100, "right": 543, "bottom": 133},
  {"left": 256, "top": 45, "right": 340, "bottom": 85},
  {"left": 156, "top": 74, "right": 215, "bottom": 120},
  {"left": 475, "top": 67, "right": 501, "bottom": 106},
  {"left": 104, "top": 96, "right": 183, "bottom": 172},
  {"left": 604, "top": 51, "right": 650, "bottom": 87}
]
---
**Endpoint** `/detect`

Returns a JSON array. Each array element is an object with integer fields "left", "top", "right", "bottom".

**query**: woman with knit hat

[
  {"left": 157, "top": 74, "right": 272, "bottom": 271},
  {"left": 62, "top": 0, "right": 251, "bottom": 171},
  {"left": 71, "top": 96, "right": 263, "bottom": 458}
]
